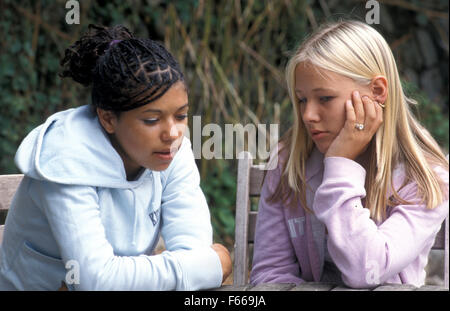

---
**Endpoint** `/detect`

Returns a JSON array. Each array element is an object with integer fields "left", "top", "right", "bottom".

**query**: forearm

[{"left": 312, "top": 157, "right": 440, "bottom": 288}]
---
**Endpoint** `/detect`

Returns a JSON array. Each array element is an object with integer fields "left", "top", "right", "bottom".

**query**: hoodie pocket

[{"left": 13, "top": 241, "right": 65, "bottom": 290}]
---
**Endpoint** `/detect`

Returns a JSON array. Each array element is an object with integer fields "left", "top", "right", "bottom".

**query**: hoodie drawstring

[
  {"left": 150, "top": 172, "right": 158, "bottom": 220},
  {"left": 131, "top": 189, "right": 138, "bottom": 246}
]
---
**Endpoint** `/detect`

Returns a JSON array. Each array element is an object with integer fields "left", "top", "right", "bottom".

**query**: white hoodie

[{"left": 0, "top": 105, "right": 222, "bottom": 290}]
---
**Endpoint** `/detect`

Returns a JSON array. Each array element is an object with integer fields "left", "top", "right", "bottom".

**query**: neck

[
  {"left": 355, "top": 148, "right": 371, "bottom": 172},
  {"left": 108, "top": 134, "right": 142, "bottom": 181}
]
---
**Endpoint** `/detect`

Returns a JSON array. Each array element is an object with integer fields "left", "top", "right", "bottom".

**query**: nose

[
  {"left": 301, "top": 101, "right": 321, "bottom": 124},
  {"left": 161, "top": 118, "right": 182, "bottom": 142}
]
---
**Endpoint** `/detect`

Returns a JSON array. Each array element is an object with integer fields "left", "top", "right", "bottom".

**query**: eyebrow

[
  {"left": 295, "top": 87, "right": 336, "bottom": 93},
  {"left": 142, "top": 103, "right": 189, "bottom": 114}
]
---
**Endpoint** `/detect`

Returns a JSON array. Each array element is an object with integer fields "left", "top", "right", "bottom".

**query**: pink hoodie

[{"left": 250, "top": 147, "right": 449, "bottom": 288}]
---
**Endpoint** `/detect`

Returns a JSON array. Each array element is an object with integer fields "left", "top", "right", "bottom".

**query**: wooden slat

[
  {"left": 415, "top": 285, "right": 448, "bottom": 291},
  {"left": 372, "top": 284, "right": 417, "bottom": 291},
  {"left": 432, "top": 221, "right": 445, "bottom": 249},
  {"left": 249, "top": 283, "right": 296, "bottom": 291},
  {"left": 211, "top": 284, "right": 255, "bottom": 291},
  {"left": 331, "top": 285, "right": 371, "bottom": 291},
  {"left": 248, "top": 211, "right": 258, "bottom": 243},
  {"left": 213, "top": 282, "right": 448, "bottom": 291},
  {"left": 233, "top": 152, "right": 252, "bottom": 286},
  {"left": 249, "top": 166, "right": 265, "bottom": 196},
  {"left": 0, "top": 174, "right": 23, "bottom": 245},
  {"left": 291, "top": 282, "right": 337, "bottom": 291},
  {"left": 0, "top": 174, "right": 23, "bottom": 211}
]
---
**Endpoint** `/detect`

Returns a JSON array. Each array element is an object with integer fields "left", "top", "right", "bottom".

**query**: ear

[
  {"left": 370, "top": 75, "right": 388, "bottom": 104},
  {"left": 96, "top": 108, "right": 118, "bottom": 134}
]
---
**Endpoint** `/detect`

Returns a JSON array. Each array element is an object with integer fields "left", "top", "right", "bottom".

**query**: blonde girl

[{"left": 250, "top": 20, "right": 449, "bottom": 288}]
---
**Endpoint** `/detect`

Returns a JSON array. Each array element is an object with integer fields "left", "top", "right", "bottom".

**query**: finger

[
  {"left": 352, "top": 91, "right": 365, "bottom": 124},
  {"left": 374, "top": 100, "right": 384, "bottom": 126},
  {"left": 345, "top": 99, "right": 356, "bottom": 126},
  {"left": 362, "top": 95, "right": 376, "bottom": 123}
]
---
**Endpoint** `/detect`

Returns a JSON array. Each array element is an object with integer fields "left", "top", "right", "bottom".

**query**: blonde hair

[{"left": 280, "top": 20, "right": 448, "bottom": 222}]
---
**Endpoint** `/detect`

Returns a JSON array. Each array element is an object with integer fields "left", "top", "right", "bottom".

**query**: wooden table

[{"left": 212, "top": 282, "right": 448, "bottom": 291}]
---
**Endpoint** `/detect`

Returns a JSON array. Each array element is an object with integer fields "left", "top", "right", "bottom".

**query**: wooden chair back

[
  {"left": 233, "top": 152, "right": 449, "bottom": 288},
  {"left": 233, "top": 152, "right": 264, "bottom": 286},
  {"left": 0, "top": 174, "right": 24, "bottom": 245}
]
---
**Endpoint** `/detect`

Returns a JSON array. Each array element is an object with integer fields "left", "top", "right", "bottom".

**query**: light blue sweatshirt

[{"left": 0, "top": 105, "right": 223, "bottom": 290}]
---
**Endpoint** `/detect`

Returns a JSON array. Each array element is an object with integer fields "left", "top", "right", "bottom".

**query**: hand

[
  {"left": 58, "top": 281, "right": 68, "bottom": 291},
  {"left": 211, "top": 243, "right": 232, "bottom": 283},
  {"left": 325, "top": 90, "right": 383, "bottom": 160}
]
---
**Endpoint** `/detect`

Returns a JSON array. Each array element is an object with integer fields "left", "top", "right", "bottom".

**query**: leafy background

[{"left": 0, "top": 0, "right": 448, "bottom": 283}]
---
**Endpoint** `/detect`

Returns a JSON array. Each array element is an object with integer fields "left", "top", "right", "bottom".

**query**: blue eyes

[
  {"left": 297, "top": 96, "right": 335, "bottom": 105},
  {"left": 144, "top": 114, "right": 188, "bottom": 125}
]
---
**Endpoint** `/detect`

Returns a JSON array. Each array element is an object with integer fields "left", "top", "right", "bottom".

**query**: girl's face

[
  {"left": 99, "top": 81, "right": 189, "bottom": 178},
  {"left": 294, "top": 62, "right": 371, "bottom": 154}
]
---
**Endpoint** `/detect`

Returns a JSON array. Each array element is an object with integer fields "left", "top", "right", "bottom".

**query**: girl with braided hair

[{"left": 0, "top": 24, "right": 231, "bottom": 290}]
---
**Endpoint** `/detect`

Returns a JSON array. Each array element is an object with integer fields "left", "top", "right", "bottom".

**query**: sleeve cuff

[
  {"left": 323, "top": 157, "right": 366, "bottom": 185},
  {"left": 172, "top": 247, "right": 223, "bottom": 290}
]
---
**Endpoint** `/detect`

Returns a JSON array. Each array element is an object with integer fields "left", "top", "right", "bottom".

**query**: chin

[
  {"left": 315, "top": 144, "right": 328, "bottom": 154},
  {"left": 149, "top": 162, "right": 172, "bottom": 172}
]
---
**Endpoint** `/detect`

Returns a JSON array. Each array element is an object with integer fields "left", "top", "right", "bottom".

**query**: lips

[
  {"left": 153, "top": 147, "right": 179, "bottom": 160},
  {"left": 310, "top": 129, "right": 328, "bottom": 140},
  {"left": 154, "top": 148, "right": 177, "bottom": 154}
]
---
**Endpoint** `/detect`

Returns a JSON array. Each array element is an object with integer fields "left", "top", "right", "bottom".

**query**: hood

[{"left": 14, "top": 105, "right": 146, "bottom": 188}]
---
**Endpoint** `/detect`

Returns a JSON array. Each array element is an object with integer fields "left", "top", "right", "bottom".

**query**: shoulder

[
  {"left": 260, "top": 142, "right": 299, "bottom": 202},
  {"left": 393, "top": 161, "right": 449, "bottom": 192},
  {"left": 263, "top": 142, "right": 289, "bottom": 183},
  {"left": 432, "top": 163, "right": 449, "bottom": 186}
]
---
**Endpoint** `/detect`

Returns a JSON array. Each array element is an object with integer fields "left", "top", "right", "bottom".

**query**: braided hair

[{"left": 60, "top": 24, "right": 185, "bottom": 113}]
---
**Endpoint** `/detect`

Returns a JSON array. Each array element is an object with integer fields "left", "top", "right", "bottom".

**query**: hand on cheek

[{"left": 325, "top": 90, "right": 384, "bottom": 160}]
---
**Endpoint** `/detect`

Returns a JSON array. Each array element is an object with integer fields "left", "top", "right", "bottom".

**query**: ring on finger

[
  {"left": 375, "top": 101, "right": 385, "bottom": 108},
  {"left": 355, "top": 123, "right": 365, "bottom": 131}
]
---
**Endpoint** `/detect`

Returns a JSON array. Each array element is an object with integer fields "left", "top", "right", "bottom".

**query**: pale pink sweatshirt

[{"left": 250, "top": 147, "right": 449, "bottom": 288}]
